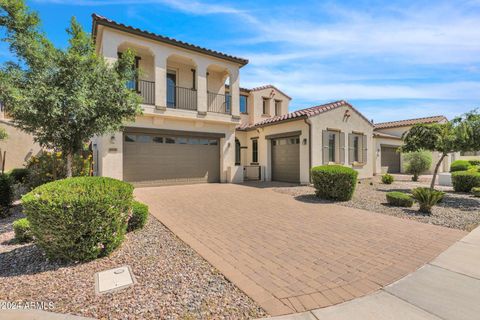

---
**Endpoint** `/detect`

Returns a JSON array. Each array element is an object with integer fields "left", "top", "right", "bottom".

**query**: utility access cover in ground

[{"left": 95, "top": 266, "right": 135, "bottom": 294}]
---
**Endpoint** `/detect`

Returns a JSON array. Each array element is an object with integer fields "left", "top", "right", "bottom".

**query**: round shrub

[
  {"left": 0, "top": 173, "right": 13, "bottom": 213},
  {"left": 8, "top": 168, "right": 30, "bottom": 184},
  {"left": 13, "top": 218, "right": 33, "bottom": 243},
  {"left": 22, "top": 177, "right": 133, "bottom": 261},
  {"left": 450, "top": 160, "right": 472, "bottom": 172},
  {"left": 311, "top": 165, "right": 358, "bottom": 201},
  {"left": 403, "top": 151, "right": 432, "bottom": 181},
  {"left": 451, "top": 171, "right": 480, "bottom": 192},
  {"left": 381, "top": 173, "right": 394, "bottom": 184},
  {"left": 386, "top": 192, "right": 413, "bottom": 207},
  {"left": 128, "top": 200, "right": 149, "bottom": 232}
]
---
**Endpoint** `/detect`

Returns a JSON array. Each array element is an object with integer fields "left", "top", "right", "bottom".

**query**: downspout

[{"left": 304, "top": 117, "right": 312, "bottom": 184}]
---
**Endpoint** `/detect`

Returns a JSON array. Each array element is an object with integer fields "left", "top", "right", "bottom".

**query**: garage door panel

[
  {"left": 123, "top": 132, "right": 220, "bottom": 184},
  {"left": 272, "top": 137, "right": 300, "bottom": 183},
  {"left": 381, "top": 146, "right": 401, "bottom": 173}
]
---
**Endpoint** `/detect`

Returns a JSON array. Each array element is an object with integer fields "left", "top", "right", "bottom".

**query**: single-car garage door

[
  {"left": 123, "top": 129, "right": 221, "bottom": 184},
  {"left": 271, "top": 136, "right": 300, "bottom": 183},
  {"left": 381, "top": 146, "right": 401, "bottom": 173}
]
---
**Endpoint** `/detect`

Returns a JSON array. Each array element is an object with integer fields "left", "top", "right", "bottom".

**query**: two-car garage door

[{"left": 123, "top": 129, "right": 221, "bottom": 184}]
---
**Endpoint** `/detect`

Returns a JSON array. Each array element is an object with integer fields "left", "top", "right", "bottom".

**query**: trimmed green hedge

[
  {"left": 469, "top": 160, "right": 480, "bottom": 166},
  {"left": 311, "top": 165, "right": 358, "bottom": 201},
  {"left": 386, "top": 192, "right": 413, "bottom": 207},
  {"left": 451, "top": 171, "right": 480, "bottom": 192},
  {"left": 22, "top": 177, "right": 133, "bottom": 261},
  {"left": 450, "top": 160, "right": 472, "bottom": 172},
  {"left": 13, "top": 218, "right": 33, "bottom": 243},
  {"left": 0, "top": 174, "right": 13, "bottom": 214},
  {"left": 128, "top": 200, "right": 149, "bottom": 232},
  {"left": 8, "top": 168, "right": 30, "bottom": 184},
  {"left": 381, "top": 174, "right": 394, "bottom": 184}
]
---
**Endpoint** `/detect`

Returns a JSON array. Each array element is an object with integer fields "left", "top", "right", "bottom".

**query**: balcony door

[{"left": 167, "top": 70, "right": 176, "bottom": 108}]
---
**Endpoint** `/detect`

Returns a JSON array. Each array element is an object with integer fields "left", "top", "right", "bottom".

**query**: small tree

[
  {"left": 403, "top": 151, "right": 432, "bottom": 182},
  {"left": 0, "top": 0, "right": 141, "bottom": 176},
  {"left": 401, "top": 113, "right": 479, "bottom": 189}
]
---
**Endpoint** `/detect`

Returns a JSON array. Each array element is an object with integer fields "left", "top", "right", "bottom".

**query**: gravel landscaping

[
  {"left": 274, "top": 178, "right": 480, "bottom": 231},
  {"left": 0, "top": 207, "right": 266, "bottom": 320}
]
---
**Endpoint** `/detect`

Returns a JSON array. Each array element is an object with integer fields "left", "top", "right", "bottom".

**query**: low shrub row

[
  {"left": 311, "top": 165, "right": 358, "bottom": 201},
  {"left": 450, "top": 160, "right": 472, "bottom": 172},
  {"left": 386, "top": 192, "right": 413, "bottom": 207},
  {"left": 386, "top": 188, "right": 444, "bottom": 214},
  {"left": 451, "top": 171, "right": 480, "bottom": 192}
]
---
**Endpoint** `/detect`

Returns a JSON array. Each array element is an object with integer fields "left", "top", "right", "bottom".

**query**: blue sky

[{"left": 2, "top": 0, "right": 480, "bottom": 122}]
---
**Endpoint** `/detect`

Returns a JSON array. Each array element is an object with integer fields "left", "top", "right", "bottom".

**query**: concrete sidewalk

[{"left": 260, "top": 225, "right": 480, "bottom": 320}]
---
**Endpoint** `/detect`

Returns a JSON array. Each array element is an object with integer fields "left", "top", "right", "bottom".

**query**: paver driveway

[{"left": 135, "top": 183, "right": 465, "bottom": 316}]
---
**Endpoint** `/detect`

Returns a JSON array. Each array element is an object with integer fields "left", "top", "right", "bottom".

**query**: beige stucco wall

[
  {"left": 94, "top": 114, "right": 237, "bottom": 183},
  {"left": 310, "top": 105, "right": 374, "bottom": 179},
  {"left": 0, "top": 120, "right": 42, "bottom": 171}
]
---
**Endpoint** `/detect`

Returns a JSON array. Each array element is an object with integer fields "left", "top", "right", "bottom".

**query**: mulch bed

[
  {"left": 0, "top": 206, "right": 266, "bottom": 320},
  {"left": 274, "top": 178, "right": 480, "bottom": 231}
]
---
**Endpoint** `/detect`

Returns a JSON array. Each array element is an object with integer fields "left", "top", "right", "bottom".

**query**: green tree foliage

[
  {"left": 0, "top": 0, "right": 141, "bottom": 176},
  {"left": 401, "top": 112, "right": 480, "bottom": 189},
  {"left": 403, "top": 151, "right": 432, "bottom": 181}
]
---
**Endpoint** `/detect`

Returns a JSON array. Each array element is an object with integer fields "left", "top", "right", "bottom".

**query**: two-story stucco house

[{"left": 91, "top": 14, "right": 378, "bottom": 186}]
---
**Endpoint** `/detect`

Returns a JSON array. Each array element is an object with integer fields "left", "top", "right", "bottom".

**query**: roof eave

[{"left": 91, "top": 14, "right": 249, "bottom": 66}]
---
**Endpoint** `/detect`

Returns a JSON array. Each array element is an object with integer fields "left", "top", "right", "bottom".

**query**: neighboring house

[
  {"left": 373, "top": 115, "right": 452, "bottom": 175},
  {"left": 91, "top": 14, "right": 376, "bottom": 185},
  {"left": 0, "top": 105, "right": 41, "bottom": 172}
]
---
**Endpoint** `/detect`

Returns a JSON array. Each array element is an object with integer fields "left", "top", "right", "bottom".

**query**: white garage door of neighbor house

[{"left": 123, "top": 130, "right": 220, "bottom": 185}]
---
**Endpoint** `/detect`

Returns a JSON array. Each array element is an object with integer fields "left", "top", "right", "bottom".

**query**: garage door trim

[
  {"left": 265, "top": 130, "right": 302, "bottom": 140},
  {"left": 123, "top": 127, "right": 225, "bottom": 138}
]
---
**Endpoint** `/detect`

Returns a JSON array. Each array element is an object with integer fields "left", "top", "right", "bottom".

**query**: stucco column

[
  {"left": 154, "top": 50, "right": 167, "bottom": 108},
  {"left": 197, "top": 63, "right": 208, "bottom": 113},
  {"left": 229, "top": 68, "right": 240, "bottom": 117}
]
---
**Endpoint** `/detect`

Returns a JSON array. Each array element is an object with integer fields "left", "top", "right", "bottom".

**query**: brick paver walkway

[{"left": 135, "top": 183, "right": 465, "bottom": 316}]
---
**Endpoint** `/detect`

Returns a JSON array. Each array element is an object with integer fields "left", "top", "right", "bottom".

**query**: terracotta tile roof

[
  {"left": 374, "top": 115, "right": 447, "bottom": 130},
  {"left": 237, "top": 100, "right": 373, "bottom": 130},
  {"left": 249, "top": 85, "right": 292, "bottom": 100},
  {"left": 91, "top": 14, "right": 249, "bottom": 66}
]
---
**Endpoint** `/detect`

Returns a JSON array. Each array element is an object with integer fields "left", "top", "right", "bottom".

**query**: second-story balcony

[
  {"left": 207, "top": 92, "right": 231, "bottom": 114},
  {"left": 127, "top": 79, "right": 155, "bottom": 105},
  {"left": 167, "top": 86, "right": 197, "bottom": 111}
]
